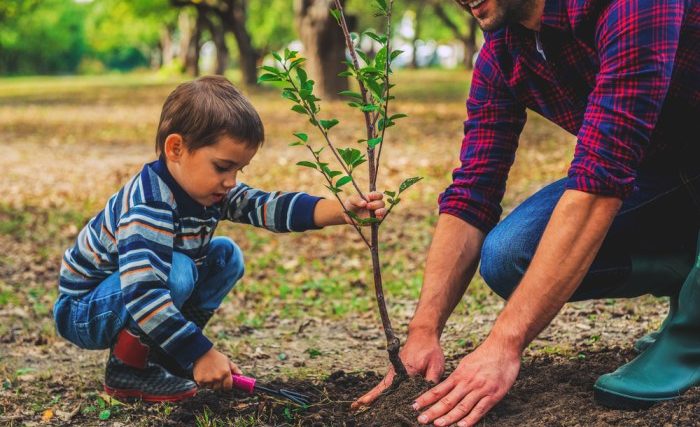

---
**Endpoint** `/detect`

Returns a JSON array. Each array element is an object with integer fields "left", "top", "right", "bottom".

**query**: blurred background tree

[{"left": 0, "top": 0, "right": 481, "bottom": 84}]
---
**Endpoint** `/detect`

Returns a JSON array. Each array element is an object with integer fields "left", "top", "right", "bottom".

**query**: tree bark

[
  {"left": 218, "top": 0, "right": 259, "bottom": 86},
  {"left": 201, "top": 12, "right": 229, "bottom": 75},
  {"left": 294, "top": 0, "right": 349, "bottom": 99},
  {"left": 431, "top": 2, "right": 478, "bottom": 69}
]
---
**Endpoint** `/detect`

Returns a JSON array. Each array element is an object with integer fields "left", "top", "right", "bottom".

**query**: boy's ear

[{"left": 163, "top": 134, "right": 185, "bottom": 162}]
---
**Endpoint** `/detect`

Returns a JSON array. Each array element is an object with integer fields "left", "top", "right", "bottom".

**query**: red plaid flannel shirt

[{"left": 439, "top": 0, "right": 700, "bottom": 232}]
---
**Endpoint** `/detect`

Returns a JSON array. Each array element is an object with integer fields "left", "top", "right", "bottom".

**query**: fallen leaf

[{"left": 41, "top": 409, "right": 53, "bottom": 422}]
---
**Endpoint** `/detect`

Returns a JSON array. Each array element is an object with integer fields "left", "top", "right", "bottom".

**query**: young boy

[{"left": 53, "top": 76, "right": 386, "bottom": 402}]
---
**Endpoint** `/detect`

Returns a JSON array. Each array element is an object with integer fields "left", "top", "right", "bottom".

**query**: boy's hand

[
  {"left": 343, "top": 192, "right": 386, "bottom": 225},
  {"left": 193, "top": 348, "right": 243, "bottom": 390}
]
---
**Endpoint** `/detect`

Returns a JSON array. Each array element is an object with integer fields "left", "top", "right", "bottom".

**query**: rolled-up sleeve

[
  {"left": 439, "top": 42, "right": 527, "bottom": 233},
  {"left": 566, "top": 0, "right": 685, "bottom": 198}
]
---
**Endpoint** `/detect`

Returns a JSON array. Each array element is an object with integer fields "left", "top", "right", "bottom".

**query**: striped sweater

[{"left": 59, "top": 159, "right": 321, "bottom": 368}]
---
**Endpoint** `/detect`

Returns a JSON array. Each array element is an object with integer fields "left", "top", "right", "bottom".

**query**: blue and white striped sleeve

[{"left": 222, "top": 183, "right": 322, "bottom": 232}]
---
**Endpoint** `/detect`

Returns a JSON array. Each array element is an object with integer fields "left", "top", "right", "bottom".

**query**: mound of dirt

[{"left": 354, "top": 376, "right": 434, "bottom": 427}]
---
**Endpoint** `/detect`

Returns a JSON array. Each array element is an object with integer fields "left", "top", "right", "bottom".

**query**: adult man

[{"left": 355, "top": 0, "right": 700, "bottom": 425}]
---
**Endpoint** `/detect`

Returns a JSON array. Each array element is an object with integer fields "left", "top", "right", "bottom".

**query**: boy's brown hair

[{"left": 155, "top": 75, "right": 264, "bottom": 154}]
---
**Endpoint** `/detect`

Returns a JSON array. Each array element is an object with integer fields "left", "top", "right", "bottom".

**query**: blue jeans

[
  {"left": 480, "top": 161, "right": 700, "bottom": 301},
  {"left": 53, "top": 237, "right": 244, "bottom": 350}
]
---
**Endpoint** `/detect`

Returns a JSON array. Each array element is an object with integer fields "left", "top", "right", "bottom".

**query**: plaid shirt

[{"left": 439, "top": 0, "right": 700, "bottom": 233}]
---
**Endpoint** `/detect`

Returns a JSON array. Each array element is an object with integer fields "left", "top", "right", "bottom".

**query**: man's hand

[
  {"left": 352, "top": 330, "right": 445, "bottom": 408},
  {"left": 413, "top": 338, "right": 520, "bottom": 427},
  {"left": 343, "top": 192, "right": 386, "bottom": 225},
  {"left": 193, "top": 348, "right": 243, "bottom": 390}
]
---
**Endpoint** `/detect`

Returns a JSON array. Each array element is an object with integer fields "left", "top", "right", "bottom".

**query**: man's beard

[{"left": 473, "top": 0, "right": 537, "bottom": 32}]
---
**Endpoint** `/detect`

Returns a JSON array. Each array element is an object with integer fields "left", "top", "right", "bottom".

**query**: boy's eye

[{"left": 214, "top": 163, "right": 234, "bottom": 173}]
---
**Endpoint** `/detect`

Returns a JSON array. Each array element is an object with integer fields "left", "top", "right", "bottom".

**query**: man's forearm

[
  {"left": 409, "top": 214, "right": 485, "bottom": 337},
  {"left": 489, "top": 190, "right": 622, "bottom": 351}
]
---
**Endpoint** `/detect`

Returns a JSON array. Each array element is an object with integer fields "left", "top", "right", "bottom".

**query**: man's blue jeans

[
  {"left": 53, "top": 237, "right": 244, "bottom": 350},
  {"left": 480, "top": 161, "right": 700, "bottom": 301}
]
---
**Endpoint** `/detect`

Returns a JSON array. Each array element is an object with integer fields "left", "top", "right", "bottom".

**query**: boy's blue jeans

[
  {"left": 480, "top": 161, "right": 700, "bottom": 302},
  {"left": 53, "top": 237, "right": 244, "bottom": 350}
]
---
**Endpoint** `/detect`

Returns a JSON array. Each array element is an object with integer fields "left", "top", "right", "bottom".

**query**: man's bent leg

[{"left": 480, "top": 163, "right": 700, "bottom": 303}]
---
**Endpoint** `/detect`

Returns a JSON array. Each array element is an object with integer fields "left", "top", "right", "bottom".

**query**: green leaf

[
  {"left": 291, "top": 105, "right": 308, "bottom": 115},
  {"left": 289, "top": 58, "right": 306, "bottom": 70},
  {"left": 293, "top": 132, "right": 308, "bottom": 142},
  {"left": 351, "top": 157, "right": 367, "bottom": 168},
  {"left": 338, "top": 70, "right": 354, "bottom": 77},
  {"left": 330, "top": 8, "right": 341, "bottom": 24},
  {"left": 98, "top": 410, "right": 111, "bottom": 420},
  {"left": 356, "top": 49, "right": 371, "bottom": 65},
  {"left": 338, "top": 90, "right": 363, "bottom": 100},
  {"left": 320, "top": 119, "right": 339, "bottom": 130},
  {"left": 261, "top": 65, "right": 281, "bottom": 74},
  {"left": 375, "top": 47, "right": 388, "bottom": 70},
  {"left": 390, "top": 113, "right": 408, "bottom": 120},
  {"left": 360, "top": 217, "right": 381, "bottom": 225},
  {"left": 367, "top": 137, "right": 382, "bottom": 148},
  {"left": 399, "top": 177, "right": 423, "bottom": 193},
  {"left": 384, "top": 190, "right": 396, "bottom": 198},
  {"left": 281, "top": 90, "right": 299, "bottom": 102},
  {"left": 257, "top": 73, "right": 281, "bottom": 83},
  {"left": 327, "top": 170, "right": 343, "bottom": 179},
  {"left": 361, "top": 104, "right": 379, "bottom": 112},
  {"left": 364, "top": 31, "right": 387, "bottom": 44},
  {"left": 390, "top": 49, "right": 405, "bottom": 61},
  {"left": 374, "top": 0, "right": 388, "bottom": 13},
  {"left": 336, "top": 176, "right": 353, "bottom": 188},
  {"left": 339, "top": 148, "right": 362, "bottom": 166},
  {"left": 289, "top": 142, "right": 304, "bottom": 147},
  {"left": 325, "top": 185, "right": 342, "bottom": 195},
  {"left": 365, "top": 78, "right": 384, "bottom": 101},
  {"left": 297, "top": 68, "right": 308, "bottom": 83},
  {"left": 296, "top": 161, "right": 317, "bottom": 170}
]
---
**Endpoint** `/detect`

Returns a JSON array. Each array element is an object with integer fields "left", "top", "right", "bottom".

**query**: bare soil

[{"left": 95, "top": 350, "right": 700, "bottom": 426}]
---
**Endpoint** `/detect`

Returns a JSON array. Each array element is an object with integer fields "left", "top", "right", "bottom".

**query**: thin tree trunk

[
  {"left": 294, "top": 0, "right": 349, "bottom": 99},
  {"left": 464, "top": 17, "right": 478, "bottom": 69},
  {"left": 183, "top": 8, "right": 205, "bottom": 76},
  {"left": 431, "top": 2, "right": 478, "bottom": 69},
  {"left": 201, "top": 13, "right": 228, "bottom": 75},
  {"left": 410, "top": 5, "right": 424, "bottom": 69},
  {"left": 221, "top": 0, "right": 259, "bottom": 86}
]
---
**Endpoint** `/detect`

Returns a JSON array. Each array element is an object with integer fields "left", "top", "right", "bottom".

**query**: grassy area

[{"left": 0, "top": 70, "right": 669, "bottom": 425}]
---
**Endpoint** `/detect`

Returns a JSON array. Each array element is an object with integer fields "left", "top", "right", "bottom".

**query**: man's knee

[
  {"left": 480, "top": 225, "right": 531, "bottom": 300},
  {"left": 168, "top": 252, "right": 198, "bottom": 307}
]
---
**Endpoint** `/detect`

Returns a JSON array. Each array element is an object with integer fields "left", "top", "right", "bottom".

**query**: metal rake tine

[{"left": 280, "top": 389, "right": 310, "bottom": 406}]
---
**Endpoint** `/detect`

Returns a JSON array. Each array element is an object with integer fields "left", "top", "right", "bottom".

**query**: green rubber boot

[
  {"left": 633, "top": 296, "right": 678, "bottom": 353},
  {"left": 594, "top": 235, "right": 700, "bottom": 409}
]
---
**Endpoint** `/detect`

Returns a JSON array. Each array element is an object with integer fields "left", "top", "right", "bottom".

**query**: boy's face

[{"left": 164, "top": 134, "right": 258, "bottom": 207}]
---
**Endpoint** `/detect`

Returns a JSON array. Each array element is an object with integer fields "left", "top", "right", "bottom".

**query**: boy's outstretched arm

[{"left": 314, "top": 192, "right": 386, "bottom": 227}]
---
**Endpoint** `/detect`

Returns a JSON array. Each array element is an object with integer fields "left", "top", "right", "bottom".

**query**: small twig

[{"left": 375, "top": 0, "right": 394, "bottom": 177}]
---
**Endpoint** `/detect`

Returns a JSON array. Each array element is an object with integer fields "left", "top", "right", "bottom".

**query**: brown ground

[{"left": 0, "top": 71, "right": 697, "bottom": 426}]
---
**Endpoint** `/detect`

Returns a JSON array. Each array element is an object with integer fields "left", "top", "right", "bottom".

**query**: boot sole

[
  {"left": 593, "top": 386, "right": 676, "bottom": 410},
  {"left": 104, "top": 384, "right": 197, "bottom": 403}
]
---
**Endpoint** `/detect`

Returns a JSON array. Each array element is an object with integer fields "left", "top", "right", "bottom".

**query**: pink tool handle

[{"left": 232, "top": 374, "right": 256, "bottom": 394}]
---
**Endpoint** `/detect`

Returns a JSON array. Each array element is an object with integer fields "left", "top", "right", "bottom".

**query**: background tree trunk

[
  {"left": 219, "top": 0, "right": 259, "bottom": 86},
  {"left": 201, "top": 12, "right": 229, "bottom": 75},
  {"left": 431, "top": 1, "right": 478, "bottom": 69},
  {"left": 294, "top": 0, "right": 349, "bottom": 99}
]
